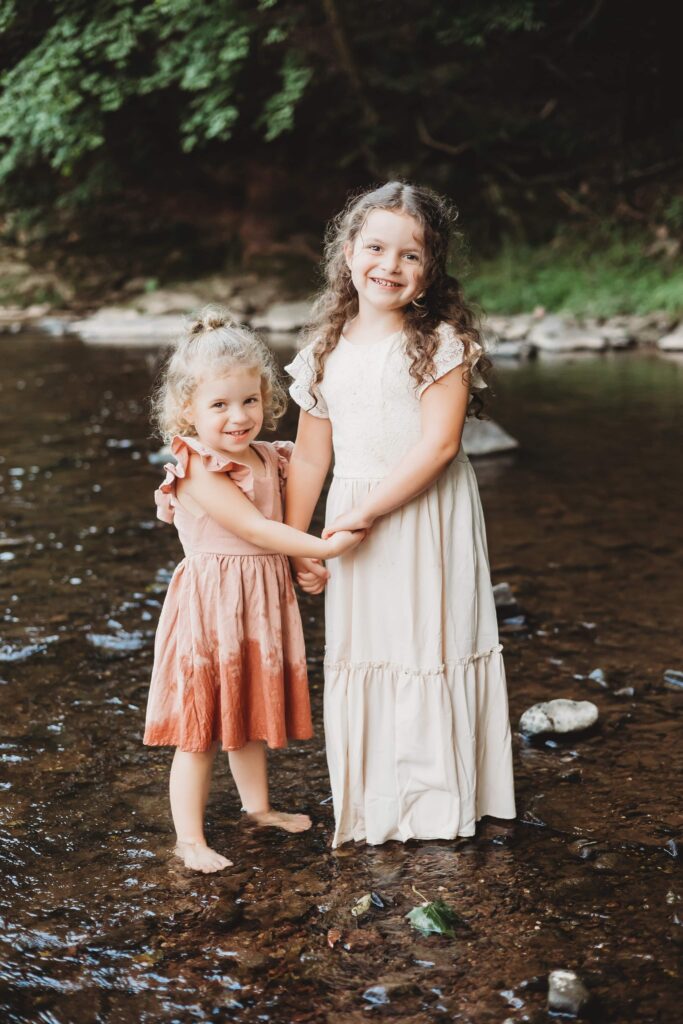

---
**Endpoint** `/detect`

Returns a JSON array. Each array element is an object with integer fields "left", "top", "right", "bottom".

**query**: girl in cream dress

[{"left": 285, "top": 183, "right": 516, "bottom": 847}]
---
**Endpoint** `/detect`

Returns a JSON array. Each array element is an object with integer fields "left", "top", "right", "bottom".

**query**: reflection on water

[{"left": 1, "top": 337, "right": 682, "bottom": 1022}]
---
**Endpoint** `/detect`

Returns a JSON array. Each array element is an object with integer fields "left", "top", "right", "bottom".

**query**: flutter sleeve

[
  {"left": 153, "top": 435, "right": 255, "bottom": 523},
  {"left": 271, "top": 439, "right": 294, "bottom": 503},
  {"left": 416, "top": 323, "right": 487, "bottom": 398},
  {"left": 284, "top": 343, "right": 329, "bottom": 418}
]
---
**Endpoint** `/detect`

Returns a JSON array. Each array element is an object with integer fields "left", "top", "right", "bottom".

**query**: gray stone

[
  {"left": 462, "top": 418, "right": 519, "bottom": 457},
  {"left": 528, "top": 315, "right": 606, "bottom": 353},
  {"left": 547, "top": 969, "right": 590, "bottom": 1016},
  {"left": 657, "top": 323, "right": 683, "bottom": 351},
  {"left": 251, "top": 300, "right": 312, "bottom": 333},
  {"left": 519, "top": 698, "right": 599, "bottom": 737},
  {"left": 490, "top": 338, "right": 532, "bottom": 360}
]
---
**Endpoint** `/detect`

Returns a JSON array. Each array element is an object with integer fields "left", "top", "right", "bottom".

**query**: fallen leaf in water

[
  {"left": 405, "top": 899, "right": 463, "bottom": 938},
  {"left": 351, "top": 893, "right": 373, "bottom": 918},
  {"left": 327, "top": 927, "right": 342, "bottom": 949}
]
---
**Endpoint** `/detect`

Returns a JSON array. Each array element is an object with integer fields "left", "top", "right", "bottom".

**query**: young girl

[
  {"left": 144, "top": 308, "right": 363, "bottom": 872},
  {"left": 284, "top": 182, "right": 516, "bottom": 847}
]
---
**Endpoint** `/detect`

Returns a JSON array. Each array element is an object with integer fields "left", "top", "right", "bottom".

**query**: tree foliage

[{"left": 0, "top": 1, "right": 679, "bottom": 246}]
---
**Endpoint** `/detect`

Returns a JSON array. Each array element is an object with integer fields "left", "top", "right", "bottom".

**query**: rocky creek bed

[{"left": 0, "top": 336, "right": 681, "bottom": 1023}]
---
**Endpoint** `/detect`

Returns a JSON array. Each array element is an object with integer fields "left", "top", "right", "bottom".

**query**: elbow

[{"left": 435, "top": 438, "right": 461, "bottom": 466}]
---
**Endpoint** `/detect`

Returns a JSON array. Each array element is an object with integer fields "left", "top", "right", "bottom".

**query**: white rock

[
  {"left": 519, "top": 698, "right": 598, "bottom": 736},
  {"left": 133, "top": 290, "right": 203, "bottom": 316},
  {"left": 657, "top": 323, "right": 683, "bottom": 351},
  {"left": 547, "top": 970, "right": 590, "bottom": 1016},
  {"left": 505, "top": 313, "right": 534, "bottom": 341},
  {"left": 70, "top": 308, "right": 185, "bottom": 344},
  {"left": 462, "top": 418, "right": 519, "bottom": 457},
  {"left": 528, "top": 315, "right": 606, "bottom": 352},
  {"left": 492, "top": 582, "right": 517, "bottom": 609},
  {"left": 251, "top": 300, "right": 311, "bottom": 333}
]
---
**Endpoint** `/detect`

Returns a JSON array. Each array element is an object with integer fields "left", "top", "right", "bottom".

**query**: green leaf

[{"left": 405, "top": 899, "right": 463, "bottom": 938}]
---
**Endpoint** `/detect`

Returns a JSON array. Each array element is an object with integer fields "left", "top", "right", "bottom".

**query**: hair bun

[{"left": 188, "top": 306, "right": 236, "bottom": 336}]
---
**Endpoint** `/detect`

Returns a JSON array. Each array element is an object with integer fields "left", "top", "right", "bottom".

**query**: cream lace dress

[{"left": 286, "top": 324, "right": 516, "bottom": 846}]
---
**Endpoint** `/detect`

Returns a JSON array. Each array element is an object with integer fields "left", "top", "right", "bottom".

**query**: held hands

[
  {"left": 322, "top": 528, "right": 366, "bottom": 559},
  {"left": 322, "top": 506, "right": 375, "bottom": 538},
  {"left": 292, "top": 556, "right": 329, "bottom": 596}
]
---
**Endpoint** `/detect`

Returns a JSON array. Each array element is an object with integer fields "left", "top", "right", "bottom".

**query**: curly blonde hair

[
  {"left": 303, "top": 181, "right": 490, "bottom": 417},
  {"left": 151, "top": 306, "right": 287, "bottom": 442}
]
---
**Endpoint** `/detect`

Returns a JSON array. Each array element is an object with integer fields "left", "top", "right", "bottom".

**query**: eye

[
  {"left": 245, "top": 397, "right": 260, "bottom": 405},
  {"left": 212, "top": 401, "right": 225, "bottom": 409},
  {"left": 367, "top": 244, "right": 381, "bottom": 252},
  {"left": 404, "top": 253, "right": 420, "bottom": 262}
]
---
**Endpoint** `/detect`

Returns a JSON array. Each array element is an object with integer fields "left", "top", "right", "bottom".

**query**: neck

[{"left": 353, "top": 297, "right": 406, "bottom": 337}]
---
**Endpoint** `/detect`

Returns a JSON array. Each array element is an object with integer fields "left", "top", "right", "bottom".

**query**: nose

[{"left": 379, "top": 250, "right": 401, "bottom": 275}]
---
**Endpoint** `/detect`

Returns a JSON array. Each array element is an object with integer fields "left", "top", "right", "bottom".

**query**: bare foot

[
  {"left": 174, "top": 841, "right": 233, "bottom": 873},
  {"left": 247, "top": 809, "right": 312, "bottom": 833}
]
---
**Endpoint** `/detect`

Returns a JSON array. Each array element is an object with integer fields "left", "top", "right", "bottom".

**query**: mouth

[
  {"left": 224, "top": 429, "right": 251, "bottom": 441},
  {"left": 369, "top": 277, "right": 402, "bottom": 290}
]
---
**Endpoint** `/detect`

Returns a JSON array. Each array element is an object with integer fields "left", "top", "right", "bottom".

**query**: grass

[{"left": 464, "top": 231, "right": 683, "bottom": 318}]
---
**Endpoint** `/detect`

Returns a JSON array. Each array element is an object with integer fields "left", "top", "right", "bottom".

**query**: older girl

[{"left": 285, "top": 182, "right": 516, "bottom": 847}]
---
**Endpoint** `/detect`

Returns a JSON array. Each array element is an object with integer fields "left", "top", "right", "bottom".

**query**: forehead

[
  {"left": 194, "top": 366, "right": 261, "bottom": 400},
  {"left": 359, "top": 208, "right": 424, "bottom": 248}
]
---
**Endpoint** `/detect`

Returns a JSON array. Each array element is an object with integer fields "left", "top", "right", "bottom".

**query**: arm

[
  {"left": 284, "top": 410, "right": 333, "bottom": 530},
  {"left": 177, "top": 452, "right": 356, "bottom": 560},
  {"left": 324, "top": 365, "right": 469, "bottom": 534},
  {"left": 284, "top": 410, "right": 334, "bottom": 590}
]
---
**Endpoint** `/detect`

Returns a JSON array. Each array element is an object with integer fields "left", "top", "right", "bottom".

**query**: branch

[{"left": 416, "top": 117, "right": 474, "bottom": 158}]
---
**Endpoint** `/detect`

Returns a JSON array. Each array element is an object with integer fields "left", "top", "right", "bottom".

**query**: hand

[
  {"left": 291, "top": 555, "right": 329, "bottom": 595},
  {"left": 322, "top": 506, "right": 375, "bottom": 538},
  {"left": 323, "top": 529, "right": 366, "bottom": 558}
]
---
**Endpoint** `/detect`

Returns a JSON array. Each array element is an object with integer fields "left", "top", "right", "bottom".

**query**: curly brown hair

[
  {"left": 302, "top": 181, "right": 490, "bottom": 417},
  {"left": 151, "top": 306, "right": 288, "bottom": 442}
]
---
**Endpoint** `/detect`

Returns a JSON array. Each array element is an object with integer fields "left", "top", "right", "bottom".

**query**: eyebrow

[
  {"left": 363, "top": 235, "right": 423, "bottom": 252},
  {"left": 208, "top": 392, "right": 260, "bottom": 402}
]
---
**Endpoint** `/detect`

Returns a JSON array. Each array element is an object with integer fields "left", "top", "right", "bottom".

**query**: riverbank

[{"left": 3, "top": 295, "right": 682, "bottom": 356}]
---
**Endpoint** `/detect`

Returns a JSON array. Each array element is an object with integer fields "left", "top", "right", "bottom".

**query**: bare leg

[
  {"left": 169, "top": 743, "right": 233, "bottom": 872},
  {"left": 228, "top": 740, "right": 311, "bottom": 833}
]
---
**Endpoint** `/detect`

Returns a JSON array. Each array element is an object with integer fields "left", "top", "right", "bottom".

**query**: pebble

[
  {"left": 663, "top": 669, "right": 683, "bottom": 691},
  {"left": 547, "top": 969, "right": 590, "bottom": 1016},
  {"left": 519, "top": 698, "right": 599, "bottom": 737}
]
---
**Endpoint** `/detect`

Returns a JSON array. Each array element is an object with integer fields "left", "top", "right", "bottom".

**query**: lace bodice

[{"left": 285, "top": 324, "right": 484, "bottom": 479}]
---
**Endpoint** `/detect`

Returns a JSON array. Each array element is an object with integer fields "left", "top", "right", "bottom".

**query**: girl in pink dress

[{"left": 144, "top": 308, "right": 362, "bottom": 872}]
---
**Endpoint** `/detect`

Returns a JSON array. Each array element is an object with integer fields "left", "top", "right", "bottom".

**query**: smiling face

[
  {"left": 186, "top": 367, "right": 264, "bottom": 455},
  {"left": 344, "top": 208, "right": 426, "bottom": 313}
]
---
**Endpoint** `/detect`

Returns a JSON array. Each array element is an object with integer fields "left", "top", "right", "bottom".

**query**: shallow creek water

[{"left": 0, "top": 335, "right": 681, "bottom": 1023}]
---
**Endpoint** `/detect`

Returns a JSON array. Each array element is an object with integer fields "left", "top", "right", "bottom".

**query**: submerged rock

[
  {"left": 663, "top": 669, "right": 683, "bottom": 690},
  {"left": 519, "top": 698, "right": 599, "bottom": 737},
  {"left": 547, "top": 969, "right": 590, "bottom": 1016},
  {"left": 462, "top": 418, "right": 519, "bottom": 457}
]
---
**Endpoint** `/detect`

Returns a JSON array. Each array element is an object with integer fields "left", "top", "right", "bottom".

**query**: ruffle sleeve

[
  {"left": 415, "top": 323, "right": 487, "bottom": 398},
  {"left": 271, "top": 439, "right": 294, "bottom": 503},
  {"left": 284, "top": 343, "right": 329, "bottom": 418},
  {"left": 153, "top": 435, "right": 256, "bottom": 523}
]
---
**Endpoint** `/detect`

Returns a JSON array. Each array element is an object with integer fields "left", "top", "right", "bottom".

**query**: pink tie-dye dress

[{"left": 143, "top": 435, "right": 312, "bottom": 753}]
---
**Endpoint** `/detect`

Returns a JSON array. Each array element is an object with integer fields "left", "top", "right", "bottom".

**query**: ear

[
  {"left": 181, "top": 401, "right": 194, "bottom": 429},
  {"left": 343, "top": 240, "right": 354, "bottom": 270}
]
